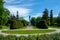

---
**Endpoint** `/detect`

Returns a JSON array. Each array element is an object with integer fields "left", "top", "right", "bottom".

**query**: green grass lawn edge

[{"left": 2, "top": 29, "right": 55, "bottom": 34}]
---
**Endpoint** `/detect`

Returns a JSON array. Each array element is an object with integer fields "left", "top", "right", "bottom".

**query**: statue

[{"left": 29, "top": 16, "right": 31, "bottom": 26}]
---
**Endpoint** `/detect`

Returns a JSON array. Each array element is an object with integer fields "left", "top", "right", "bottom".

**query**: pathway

[
  {"left": 0, "top": 27, "right": 60, "bottom": 37},
  {"left": 25, "top": 26, "right": 33, "bottom": 30}
]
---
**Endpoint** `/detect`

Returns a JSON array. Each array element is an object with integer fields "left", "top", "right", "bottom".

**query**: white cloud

[
  {"left": 32, "top": 13, "right": 43, "bottom": 18},
  {"left": 4, "top": 0, "right": 14, "bottom": 2},
  {"left": 19, "top": 3, "right": 36, "bottom": 7},
  {"left": 5, "top": 6, "right": 31, "bottom": 17}
]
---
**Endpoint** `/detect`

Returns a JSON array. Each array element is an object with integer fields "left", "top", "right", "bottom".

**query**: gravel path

[
  {"left": 25, "top": 26, "right": 33, "bottom": 30},
  {"left": 0, "top": 27, "right": 60, "bottom": 37}
]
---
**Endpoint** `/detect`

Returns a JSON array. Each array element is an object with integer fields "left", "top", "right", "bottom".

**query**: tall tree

[
  {"left": 16, "top": 11, "right": 19, "bottom": 21},
  {"left": 42, "top": 9, "right": 49, "bottom": 24},
  {"left": 0, "top": 0, "right": 10, "bottom": 26},
  {"left": 3, "top": 8, "right": 10, "bottom": 25},
  {"left": 50, "top": 10, "right": 53, "bottom": 26},
  {"left": 0, "top": 0, "right": 4, "bottom": 26}
]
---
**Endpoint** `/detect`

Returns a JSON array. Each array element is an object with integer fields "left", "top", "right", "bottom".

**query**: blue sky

[{"left": 4, "top": 0, "right": 60, "bottom": 21}]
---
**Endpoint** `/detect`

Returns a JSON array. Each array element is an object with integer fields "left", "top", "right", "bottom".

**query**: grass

[
  {"left": 33, "top": 26, "right": 38, "bottom": 29},
  {"left": 1, "top": 26, "right": 27, "bottom": 29},
  {"left": 2, "top": 26, "right": 9, "bottom": 29},
  {"left": 2, "top": 29, "right": 55, "bottom": 34},
  {"left": 20, "top": 26, "right": 27, "bottom": 29},
  {"left": 49, "top": 26, "right": 60, "bottom": 28}
]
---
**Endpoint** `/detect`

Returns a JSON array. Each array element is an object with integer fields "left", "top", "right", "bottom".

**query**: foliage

[
  {"left": 5, "top": 35, "right": 16, "bottom": 40},
  {"left": 20, "top": 17, "right": 29, "bottom": 26},
  {"left": 0, "top": 35, "right": 4, "bottom": 40},
  {"left": 1, "top": 33, "right": 60, "bottom": 40},
  {"left": 31, "top": 17, "right": 36, "bottom": 26},
  {"left": 0, "top": 0, "right": 4, "bottom": 26},
  {"left": 36, "top": 17, "right": 42, "bottom": 23},
  {"left": 50, "top": 10, "right": 53, "bottom": 26},
  {"left": 52, "top": 17, "right": 57, "bottom": 26},
  {"left": 10, "top": 19, "right": 23, "bottom": 29},
  {"left": 42, "top": 9, "right": 49, "bottom": 24},
  {"left": 19, "top": 36, "right": 27, "bottom": 40},
  {"left": 0, "top": 0, "right": 10, "bottom": 26},
  {"left": 2, "top": 8, "right": 10, "bottom": 25},
  {"left": 36, "top": 20, "right": 48, "bottom": 29},
  {"left": 57, "top": 13, "right": 60, "bottom": 26}
]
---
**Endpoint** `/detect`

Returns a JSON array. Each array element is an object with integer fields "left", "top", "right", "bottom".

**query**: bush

[
  {"left": 5, "top": 35, "right": 16, "bottom": 40},
  {"left": 0, "top": 35, "right": 4, "bottom": 40},
  {"left": 1, "top": 33, "right": 60, "bottom": 40},
  {"left": 36, "top": 20, "right": 48, "bottom": 29},
  {"left": 19, "top": 36, "right": 27, "bottom": 40},
  {"left": 10, "top": 20, "right": 23, "bottom": 29},
  {"left": 27, "top": 35, "right": 37, "bottom": 40},
  {"left": 0, "top": 25, "right": 2, "bottom": 29},
  {"left": 10, "top": 20, "right": 17, "bottom": 29}
]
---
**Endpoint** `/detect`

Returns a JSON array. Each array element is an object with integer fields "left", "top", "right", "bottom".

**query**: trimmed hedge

[
  {"left": 0, "top": 33, "right": 60, "bottom": 40},
  {"left": 10, "top": 20, "right": 23, "bottom": 29},
  {"left": 36, "top": 20, "right": 48, "bottom": 29}
]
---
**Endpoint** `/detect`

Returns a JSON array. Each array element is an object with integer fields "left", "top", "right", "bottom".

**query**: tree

[
  {"left": 36, "top": 20, "right": 48, "bottom": 29},
  {"left": 0, "top": 0, "right": 4, "bottom": 26},
  {"left": 50, "top": 10, "right": 53, "bottom": 26},
  {"left": 10, "top": 15, "right": 23, "bottom": 29},
  {"left": 31, "top": 17, "right": 36, "bottom": 26},
  {"left": 57, "top": 13, "right": 60, "bottom": 26},
  {"left": 42, "top": 9, "right": 49, "bottom": 24},
  {"left": 36, "top": 17, "right": 42, "bottom": 23},
  {"left": 16, "top": 11, "right": 19, "bottom": 21},
  {"left": 2, "top": 8, "right": 10, "bottom": 25},
  {"left": 0, "top": 0, "right": 10, "bottom": 26},
  {"left": 20, "top": 17, "right": 29, "bottom": 26}
]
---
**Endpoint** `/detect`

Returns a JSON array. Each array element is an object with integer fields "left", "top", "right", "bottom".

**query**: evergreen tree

[
  {"left": 16, "top": 11, "right": 19, "bottom": 21},
  {"left": 42, "top": 9, "right": 49, "bottom": 24},
  {"left": 50, "top": 10, "right": 53, "bottom": 26}
]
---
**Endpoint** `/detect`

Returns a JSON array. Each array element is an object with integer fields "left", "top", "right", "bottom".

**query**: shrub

[
  {"left": 21, "top": 20, "right": 29, "bottom": 26},
  {"left": 0, "top": 25, "right": 2, "bottom": 29},
  {"left": 5, "top": 35, "right": 16, "bottom": 40},
  {"left": 0, "top": 35, "right": 4, "bottom": 40},
  {"left": 10, "top": 20, "right": 17, "bottom": 29},
  {"left": 19, "top": 36, "right": 27, "bottom": 40},
  {"left": 36, "top": 20, "right": 48, "bottom": 29},
  {"left": 26, "top": 35, "right": 37, "bottom": 40},
  {"left": 10, "top": 20, "right": 23, "bottom": 29},
  {"left": 0, "top": 33, "right": 60, "bottom": 40}
]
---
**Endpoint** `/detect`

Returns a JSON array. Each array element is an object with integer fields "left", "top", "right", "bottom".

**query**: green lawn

[
  {"left": 2, "top": 29, "right": 55, "bottom": 34},
  {"left": 49, "top": 26, "right": 60, "bottom": 28},
  {"left": 2, "top": 26, "right": 9, "bottom": 29}
]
